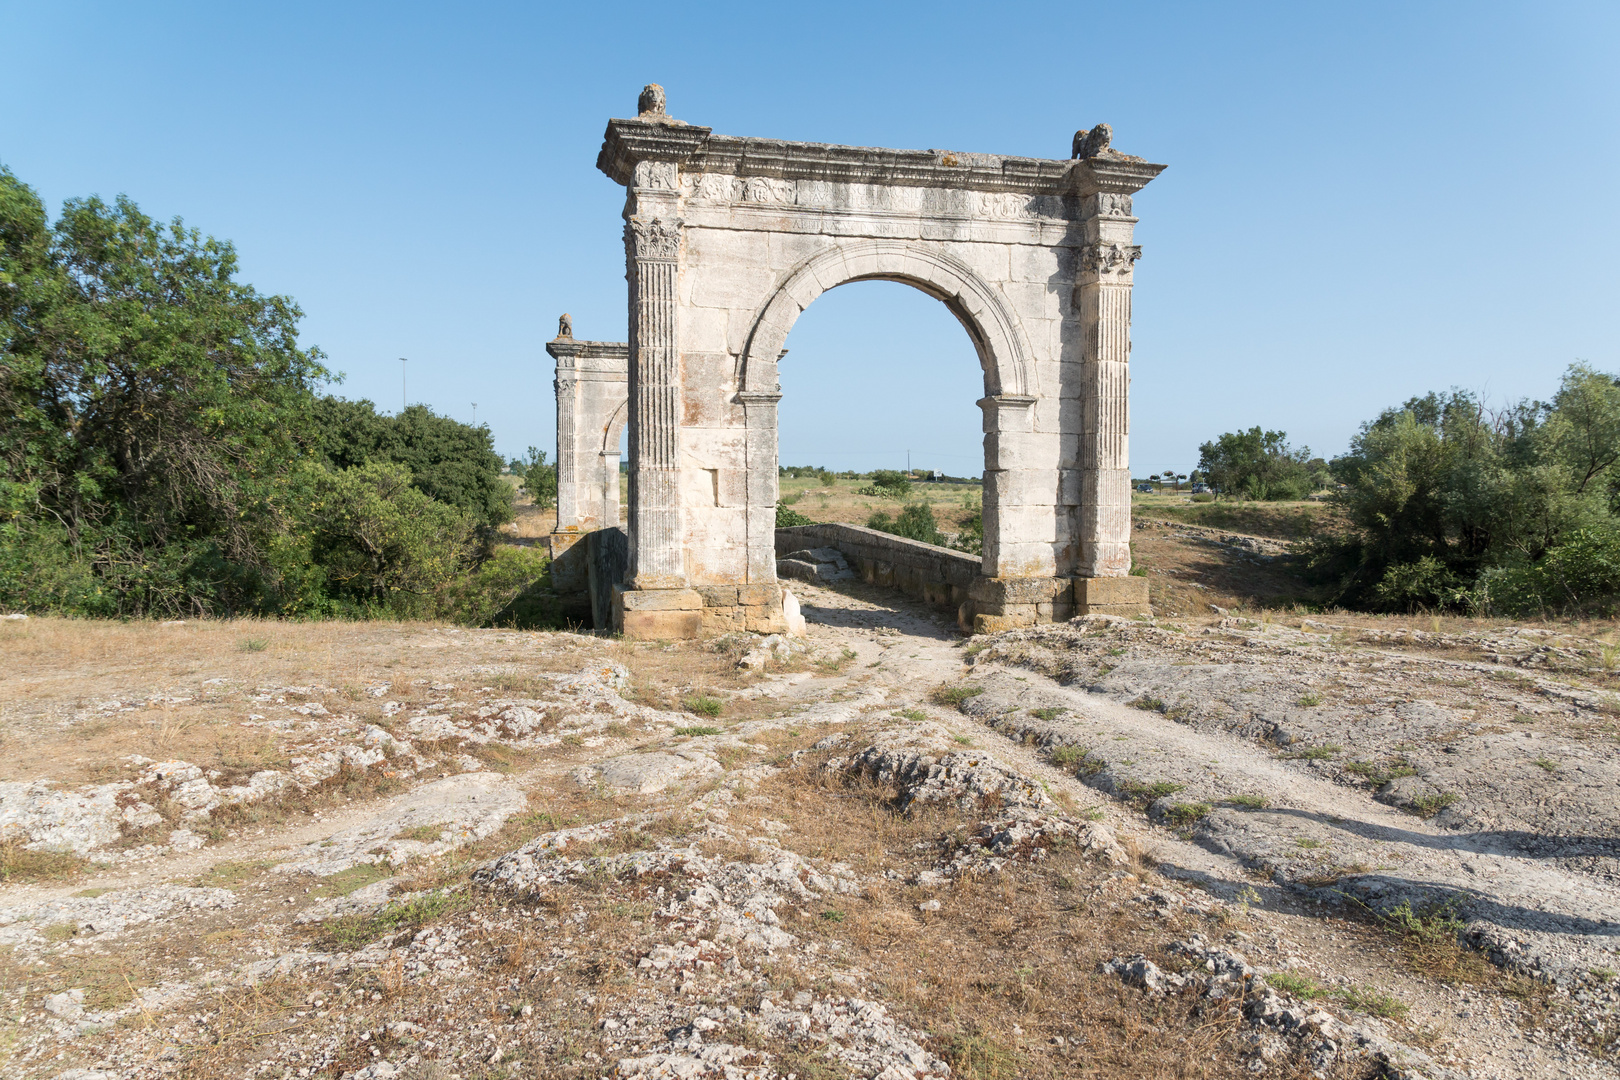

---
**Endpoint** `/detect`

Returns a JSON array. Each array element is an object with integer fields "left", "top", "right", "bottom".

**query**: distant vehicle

[
  {"left": 1135, "top": 483, "right": 1154, "bottom": 493},
  {"left": 1191, "top": 483, "right": 1210, "bottom": 494}
]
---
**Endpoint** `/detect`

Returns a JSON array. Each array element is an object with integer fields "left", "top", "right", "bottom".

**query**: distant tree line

[{"left": 0, "top": 166, "right": 553, "bottom": 624}]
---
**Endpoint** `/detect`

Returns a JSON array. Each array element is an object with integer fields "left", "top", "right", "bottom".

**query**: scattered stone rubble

[
  {"left": 776, "top": 546, "right": 857, "bottom": 586},
  {"left": 1101, "top": 935, "right": 1465, "bottom": 1079}
]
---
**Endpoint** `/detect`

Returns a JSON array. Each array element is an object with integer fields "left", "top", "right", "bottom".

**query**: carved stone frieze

[
  {"left": 626, "top": 217, "right": 683, "bottom": 261},
  {"left": 1095, "top": 192, "right": 1133, "bottom": 218},
  {"left": 633, "top": 160, "right": 679, "bottom": 191},
  {"left": 742, "top": 177, "right": 795, "bottom": 204}
]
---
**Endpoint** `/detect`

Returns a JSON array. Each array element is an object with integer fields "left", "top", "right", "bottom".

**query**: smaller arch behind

[
  {"left": 739, "top": 240, "right": 1034, "bottom": 399},
  {"left": 598, "top": 398, "right": 629, "bottom": 528}
]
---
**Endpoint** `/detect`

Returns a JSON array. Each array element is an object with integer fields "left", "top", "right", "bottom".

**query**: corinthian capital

[
  {"left": 1079, "top": 241, "right": 1142, "bottom": 278},
  {"left": 626, "top": 217, "right": 683, "bottom": 260}
]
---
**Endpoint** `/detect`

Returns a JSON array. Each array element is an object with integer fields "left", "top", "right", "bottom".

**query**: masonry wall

[{"left": 774, "top": 523, "right": 981, "bottom": 612}]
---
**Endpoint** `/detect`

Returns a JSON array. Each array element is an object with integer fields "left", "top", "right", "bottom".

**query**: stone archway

[{"left": 587, "top": 86, "right": 1164, "bottom": 639}]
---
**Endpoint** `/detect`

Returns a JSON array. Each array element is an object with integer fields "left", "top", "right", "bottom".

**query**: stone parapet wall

[{"left": 775, "top": 523, "right": 981, "bottom": 614}]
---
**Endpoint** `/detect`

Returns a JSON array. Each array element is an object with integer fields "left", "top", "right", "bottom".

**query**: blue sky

[{"left": 4, "top": 1, "right": 1616, "bottom": 476}]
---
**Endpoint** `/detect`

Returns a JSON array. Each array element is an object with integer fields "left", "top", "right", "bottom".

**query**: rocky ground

[{"left": 2, "top": 563, "right": 1618, "bottom": 1078}]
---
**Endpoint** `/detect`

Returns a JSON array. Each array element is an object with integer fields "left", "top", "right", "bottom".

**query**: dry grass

[
  {"left": 777, "top": 474, "right": 984, "bottom": 536},
  {"left": 0, "top": 616, "right": 631, "bottom": 786}
]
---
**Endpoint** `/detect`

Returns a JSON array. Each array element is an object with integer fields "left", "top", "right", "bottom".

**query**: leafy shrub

[
  {"left": 303, "top": 461, "right": 478, "bottom": 618},
  {"left": 1374, "top": 556, "right": 1465, "bottom": 611},
  {"left": 952, "top": 502, "right": 984, "bottom": 556},
  {"left": 1475, "top": 527, "right": 1620, "bottom": 616},
  {"left": 776, "top": 503, "right": 813, "bottom": 528},
  {"left": 866, "top": 503, "right": 946, "bottom": 546},
  {"left": 457, "top": 545, "right": 562, "bottom": 629},
  {"left": 858, "top": 470, "right": 912, "bottom": 498}
]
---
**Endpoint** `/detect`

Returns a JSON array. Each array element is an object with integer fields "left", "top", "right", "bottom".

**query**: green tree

[
  {"left": 0, "top": 166, "right": 329, "bottom": 616},
  {"left": 1315, "top": 368, "right": 1620, "bottom": 613},
  {"left": 520, "top": 446, "right": 558, "bottom": 512},
  {"left": 308, "top": 398, "right": 513, "bottom": 538},
  {"left": 1197, "top": 427, "right": 1316, "bottom": 501}
]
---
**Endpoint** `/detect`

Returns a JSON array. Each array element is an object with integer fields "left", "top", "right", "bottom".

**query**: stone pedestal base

[
  {"left": 966, "top": 576, "right": 1075, "bottom": 634},
  {"left": 612, "top": 586, "right": 704, "bottom": 640},
  {"left": 612, "top": 583, "right": 787, "bottom": 640},
  {"left": 1074, "top": 575, "right": 1150, "bottom": 616}
]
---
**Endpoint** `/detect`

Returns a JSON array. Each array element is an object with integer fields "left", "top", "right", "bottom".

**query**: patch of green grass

[
  {"left": 1286, "top": 744, "right": 1342, "bottom": 761},
  {"left": 193, "top": 860, "right": 274, "bottom": 889},
  {"left": 1409, "top": 791, "right": 1460, "bottom": 818},
  {"left": 929, "top": 684, "right": 985, "bottom": 709},
  {"left": 681, "top": 696, "right": 723, "bottom": 718},
  {"left": 1294, "top": 837, "right": 1323, "bottom": 849},
  {"left": 315, "top": 862, "right": 392, "bottom": 898},
  {"left": 1029, "top": 707, "right": 1065, "bottom": 722},
  {"left": 322, "top": 889, "right": 470, "bottom": 948},
  {"left": 1266, "top": 971, "right": 1408, "bottom": 1020},
  {"left": 1127, "top": 695, "right": 1165, "bottom": 712},
  {"left": 1118, "top": 780, "right": 1185, "bottom": 808},
  {"left": 71, "top": 888, "right": 108, "bottom": 898},
  {"left": 952, "top": 735, "right": 973, "bottom": 746},
  {"left": 1163, "top": 801, "right": 1212, "bottom": 827},
  {"left": 1533, "top": 756, "right": 1559, "bottom": 772},
  {"left": 42, "top": 922, "right": 79, "bottom": 943},
  {"left": 1343, "top": 759, "right": 1418, "bottom": 785},
  {"left": 1296, "top": 692, "right": 1322, "bottom": 707},
  {"left": 238, "top": 638, "right": 269, "bottom": 652},
  {"left": 820, "top": 909, "right": 845, "bottom": 923},
  {"left": 1224, "top": 795, "right": 1269, "bottom": 810},
  {"left": 893, "top": 708, "right": 927, "bottom": 722},
  {"left": 674, "top": 725, "right": 722, "bottom": 737},
  {"left": 393, "top": 824, "right": 445, "bottom": 843},
  {"left": 1049, "top": 746, "right": 1107, "bottom": 777}
]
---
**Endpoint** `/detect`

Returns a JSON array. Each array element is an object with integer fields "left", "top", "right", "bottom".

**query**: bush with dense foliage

[
  {"left": 1196, "top": 427, "right": 1328, "bottom": 501},
  {"left": 859, "top": 469, "right": 913, "bottom": 498},
  {"left": 776, "top": 503, "right": 813, "bottom": 528},
  {"left": 0, "top": 166, "right": 546, "bottom": 624},
  {"left": 1311, "top": 364, "right": 1620, "bottom": 615},
  {"left": 866, "top": 503, "right": 947, "bottom": 547}
]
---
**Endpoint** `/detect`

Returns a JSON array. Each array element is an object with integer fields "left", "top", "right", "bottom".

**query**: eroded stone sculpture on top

[{"left": 547, "top": 85, "right": 1165, "bottom": 639}]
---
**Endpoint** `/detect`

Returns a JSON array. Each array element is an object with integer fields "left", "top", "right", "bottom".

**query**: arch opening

[{"left": 775, "top": 279, "right": 988, "bottom": 565}]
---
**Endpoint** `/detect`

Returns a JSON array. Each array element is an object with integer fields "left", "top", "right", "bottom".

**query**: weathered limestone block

[
  {"left": 1074, "top": 575, "right": 1150, "bottom": 616},
  {"left": 613, "top": 586, "right": 703, "bottom": 641}
]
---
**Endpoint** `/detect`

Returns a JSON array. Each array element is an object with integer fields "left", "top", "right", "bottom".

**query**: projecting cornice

[
  {"left": 597, "top": 118, "right": 1164, "bottom": 196},
  {"left": 545, "top": 338, "right": 628, "bottom": 362}
]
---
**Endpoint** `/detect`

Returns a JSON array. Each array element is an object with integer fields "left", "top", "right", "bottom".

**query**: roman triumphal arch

[{"left": 555, "top": 85, "right": 1164, "bottom": 639}]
